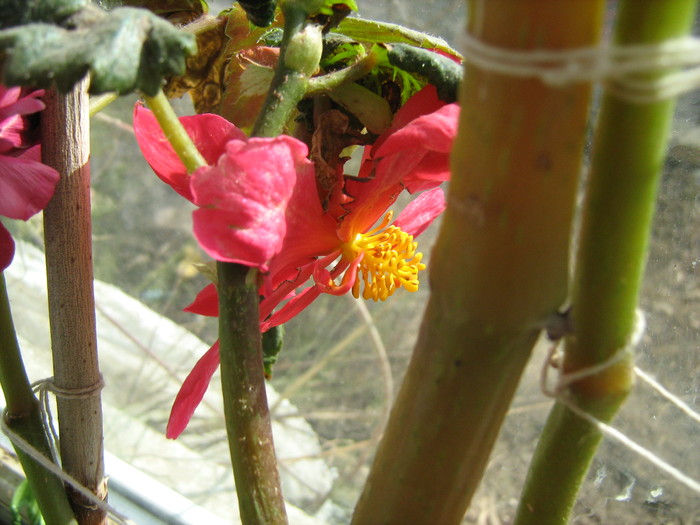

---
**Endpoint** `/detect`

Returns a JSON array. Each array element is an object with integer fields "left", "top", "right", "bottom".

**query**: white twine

[
  {"left": 458, "top": 32, "right": 700, "bottom": 103},
  {"left": 1, "top": 375, "right": 135, "bottom": 525},
  {"left": 634, "top": 366, "right": 700, "bottom": 426},
  {"left": 540, "top": 310, "right": 700, "bottom": 496}
]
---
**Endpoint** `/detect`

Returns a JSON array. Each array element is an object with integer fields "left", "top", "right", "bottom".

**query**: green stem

[
  {"left": 306, "top": 52, "right": 377, "bottom": 95},
  {"left": 252, "top": 5, "right": 314, "bottom": 138},
  {"left": 214, "top": 5, "right": 324, "bottom": 521},
  {"left": 217, "top": 263, "right": 288, "bottom": 525},
  {"left": 88, "top": 93, "right": 118, "bottom": 117},
  {"left": 204, "top": 4, "right": 323, "bottom": 522},
  {"left": 351, "top": 2, "right": 604, "bottom": 524},
  {"left": 514, "top": 2, "right": 698, "bottom": 524},
  {"left": 143, "top": 6, "right": 321, "bottom": 522},
  {"left": 142, "top": 69, "right": 294, "bottom": 524},
  {"left": 0, "top": 274, "right": 77, "bottom": 525},
  {"left": 142, "top": 89, "right": 207, "bottom": 172}
]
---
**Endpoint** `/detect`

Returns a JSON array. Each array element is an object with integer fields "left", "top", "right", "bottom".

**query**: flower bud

[{"left": 283, "top": 23, "right": 323, "bottom": 77}]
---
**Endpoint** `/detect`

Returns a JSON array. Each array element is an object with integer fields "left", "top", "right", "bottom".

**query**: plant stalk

[
  {"left": 217, "top": 263, "right": 288, "bottom": 525},
  {"left": 351, "top": 2, "right": 605, "bottom": 523},
  {"left": 0, "top": 274, "right": 78, "bottom": 525},
  {"left": 142, "top": 90, "right": 207, "bottom": 172},
  {"left": 514, "top": 2, "right": 698, "bottom": 523},
  {"left": 41, "top": 78, "right": 106, "bottom": 525},
  {"left": 214, "top": 3, "right": 324, "bottom": 522},
  {"left": 143, "top": 81, "right": 292, "bottom": 523},
  {"left": 306, "top": 51, "right": 377, "bottom": 95},
  {"left": 252, "top": 4, "right": 315, "bottom": 138}
]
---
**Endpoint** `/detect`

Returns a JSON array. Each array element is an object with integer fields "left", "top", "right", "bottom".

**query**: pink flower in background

[
  {"left": 0, "top": 85, "right": 59, "bottom": 271},
  {"left": 133, "top": 85, "right": 459, "bottom": 438}
]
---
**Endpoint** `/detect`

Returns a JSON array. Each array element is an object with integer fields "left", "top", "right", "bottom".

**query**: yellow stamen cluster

[{"left": 343, "top": 212, "right": 426, "bottom": 301}]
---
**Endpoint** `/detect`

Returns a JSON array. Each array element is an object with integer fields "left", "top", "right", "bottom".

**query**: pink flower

[
  {"left": 358, "top": 85, "right": 459, "bottom": 193},
  {"left": 0, "top": 85, "right": 59, "bottom": 271},
  {"left": 134, "top": 85, "right": 459, "bottom": 438},
  {"left": 134, "top": 105, "right": 309, "bottom": 270}
]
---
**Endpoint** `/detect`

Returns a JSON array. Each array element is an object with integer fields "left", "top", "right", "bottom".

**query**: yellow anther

[{"left": 342, "top": 212, "right": 426, "bottom": 302}]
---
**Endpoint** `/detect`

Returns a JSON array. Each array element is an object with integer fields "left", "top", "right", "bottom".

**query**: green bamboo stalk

[
  {"left": 41, "top": 79, "right": 107, "bottom": 525},
  {"left": 514, "top": 2, "right": 698, "bottom": 524},
  {"left": 350, "top": 2, "right": 605, "bottom": 524},
  {"left": 0, "top": 274, "right": 78, "bottom": 525}
]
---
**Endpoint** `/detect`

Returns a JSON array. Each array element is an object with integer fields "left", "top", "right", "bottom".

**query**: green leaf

[
  {"left": 0, "top": 6, "right": 197, "bottom": 95},
  {"left": 387, "top": 43, "right": 462, "bottom": 103},
  {"left": 286, "top": 0, "right": 357, "bottom": 18},
  {"left": 11, "top": 480, "right": 44, "bottom": 525},
  {"left": 336, "top": 16, "right": 458, "bottom": 56},
  {"left": 262, "top": 324, "right": 284, "bottom": 379},
  {"left": 118, "top": 0, "right": 208, "bottom": 15},
  {"left": 0, "top": 0, "right": 87, "bottom": 29}
]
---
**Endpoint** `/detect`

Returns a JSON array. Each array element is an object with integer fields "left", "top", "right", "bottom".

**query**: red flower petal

[
  {"left": 0, "top": 146, "right": 59, "bottom": 220},
  {"left": 0, "top": 86, "right": 44, "bottom": 120},
  {"left": 0, "top": 222, "right": 15, "bottom": 271},
  {"left": 133, "top": 105, "right": 246, "bottom": 201},
  {"left": 184, "top": 283, "right": 219, "bottom": 317},
  {"left": 166, "top": 341, "right": 221, "bottom": 439},
  {"left": 403, "top": 150, "right": 452, "bottom": 193},
  {"left": 374, "top": 101, "right": 459, "bottom": 160},
  {"left": 384, "top": 85, "right": 446, "bottom": 141},
  {"left": 393, "top": 187, "right": 446, "bottom": 237},
  {"left": 266, "top": 162, "right": 339, "bottom": 288},
  {"left": 260, "top": 284, "right": 323, "bottom": 333},
  {"left": 346, "top": 87, "right": 457, "bottom": 235},
  {"left": 191, "top": 136, "right": 311, "bottom": 271},
  {"left": 0, "top": 87, "right": 46, "bottom": 152}
]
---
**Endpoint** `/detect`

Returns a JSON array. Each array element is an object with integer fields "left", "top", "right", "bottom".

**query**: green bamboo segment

[
  {"left": 217, "top": 263, "right": 288, "bottom": 525},
  {"left": 350, "top": 2, "right": 605, "bottom": 524},
  {"left": 514, "top": 2, "right": 698, "bottom": 524},
  {"left": 0, "top": 274, "right": 78, "bottom": 525}
]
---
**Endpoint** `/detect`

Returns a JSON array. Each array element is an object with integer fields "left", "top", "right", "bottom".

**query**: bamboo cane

[{"left": 42, "top": 78, "right": 106, "bottom": 525}]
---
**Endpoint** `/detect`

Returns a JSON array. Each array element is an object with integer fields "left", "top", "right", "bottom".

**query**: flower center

[{"left": 342, "top": 211, "right": 426, "bottom": 301}]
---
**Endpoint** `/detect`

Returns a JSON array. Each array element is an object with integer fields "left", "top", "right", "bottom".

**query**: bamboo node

[
  {"left": 32, "top": 375, "right": 105, "bottom": 400},
  {"left": 538, "top": 309, "right": 700, "bottom": 495}
]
